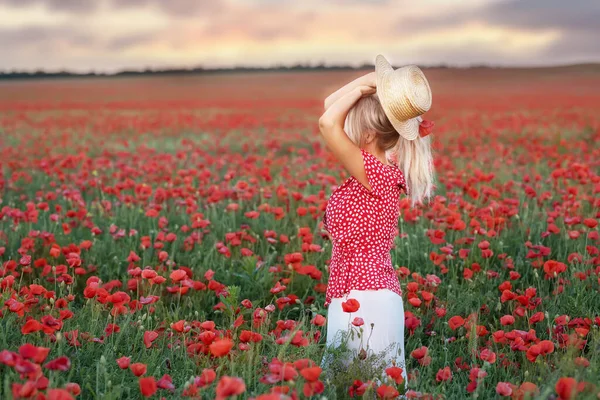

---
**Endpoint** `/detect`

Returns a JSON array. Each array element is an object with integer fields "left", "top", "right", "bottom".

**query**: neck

[{"left": 363, "top": 143, "right": 390, "bottom": 166}]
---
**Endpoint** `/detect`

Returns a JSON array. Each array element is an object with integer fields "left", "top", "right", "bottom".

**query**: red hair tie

[{"left": 419, "top": 119, "right": 435, "bottom": 138}]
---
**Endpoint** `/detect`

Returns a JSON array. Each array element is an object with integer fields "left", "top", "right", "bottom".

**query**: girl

[{"left": 318, "top": 54, "right": 435, "bottom": 388}]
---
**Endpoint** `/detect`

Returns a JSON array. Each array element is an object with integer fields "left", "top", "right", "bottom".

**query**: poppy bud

[{"left": 359, "top": 348, "right": 367, "bottom": 360}]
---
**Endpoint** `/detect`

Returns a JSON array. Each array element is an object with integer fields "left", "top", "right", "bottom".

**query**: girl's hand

[
  {"left": 324, "top": 70, "right": 376, "bottom": 111},
  {"left": 356, "top": 85, "right": 376, "bottom": 97},
  {"left": 362, "top": 71, "right": 377, "bottom": 88},
  {"left": 320, "top": 85, "right": 376, "bottom": 131}
]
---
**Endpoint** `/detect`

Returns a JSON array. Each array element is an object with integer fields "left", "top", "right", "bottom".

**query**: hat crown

[{"left": 376, "top": 55, "right": 432, "bottom": 124}]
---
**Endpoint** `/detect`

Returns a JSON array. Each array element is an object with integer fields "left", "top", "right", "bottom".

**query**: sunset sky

[{"left": 2, "top": 0, "right": 599, "bottom": 72}]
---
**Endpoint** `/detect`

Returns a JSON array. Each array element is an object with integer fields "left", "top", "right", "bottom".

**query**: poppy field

[{"left": 0, "top": 67, "right": 599, "bottom": 399}]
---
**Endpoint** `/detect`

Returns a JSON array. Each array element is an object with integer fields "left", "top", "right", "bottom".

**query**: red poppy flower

[
  {"left": 21, "top": 319, "right": 43, "bottom": 335},
  {"left": 376, "top": 384, "right": 399, "bottom": 399},
  {"left": 44, "top": 356, "right": 71, "bottom": 371},
  {"left": 436, "top": 366, "right": 452, "bottom": 382},
  {"left": 448, "top": 316, "right": 465, "bottom": 330},
  {"left": 130, "top": 363, "right": 147, "bottom": 377},
  {"left": 555, "top": 377, "right": 577, "bottom": 400},
  {"left": 418, "top": 119, "right": 435, "bottom": 137},
  {"left": 143, "top": 331, "right": 158, "bottom": 349},
  {"left": 157, "top": 374, "right": 175, "bottom": 391},
  {"left": 139, "top": 376, "right": 157, "bottom": 398},
  {"left": 216, "top": 376, "right": 246, "bottom": 400},
  {"left": 341, "top": 298, "right": 360, "bottom": 313},
  {"left": 209, "top": 338, "right": 234, "bottom": 357},
  {"left": 300, "top": 366, "right": 322, "bottom": 382},
  {"left": 116, "top": 356, "right": 131, "bottom": 369},
  {"left": 46, "top": 389, "right": 75, "bottom": 400},
  {"left": 496, "top": 382, "right": 513, "bottom": 397},
  {"left": 170, "top": 269, "right": 187, "bottom": 282}
]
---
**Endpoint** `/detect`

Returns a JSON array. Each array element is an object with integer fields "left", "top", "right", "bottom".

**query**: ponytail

[{"left": 388, "top": 134, "right": 435, "bottom": 207}]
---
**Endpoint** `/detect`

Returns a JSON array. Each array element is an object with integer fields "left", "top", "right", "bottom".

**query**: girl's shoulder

[{"left": 359, "top": 148, "right": 409, "bottom": 197}]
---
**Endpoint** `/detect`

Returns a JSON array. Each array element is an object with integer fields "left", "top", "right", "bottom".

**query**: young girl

[{"left": 318, "top": 54, "right": 435, "bottom": 387}]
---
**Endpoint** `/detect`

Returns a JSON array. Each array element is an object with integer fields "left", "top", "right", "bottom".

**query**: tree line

[{"left": 0, "top": 63, "right": 453, "bottom": 80}]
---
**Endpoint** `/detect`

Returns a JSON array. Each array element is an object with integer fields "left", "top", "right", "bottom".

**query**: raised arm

[
  {"left": 318, "top": 84, "right": 377, "bottom": 192},
  {"left": 323, "top": 71, "right": 376, "bottom": 111}
]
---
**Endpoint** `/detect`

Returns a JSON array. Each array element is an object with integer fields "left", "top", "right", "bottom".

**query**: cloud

[
  {"left": 391, "top": 0, "right": 600, "bottom": 63},
  {"left": 0, "top": 0, "right": 97, "bottom": 13},
  {"left": 483, "top": 0, "right": 600, "bottom": 34},
  {"left": 540, "top": 32, "right": 600, "bottom": 62},
  {"left": 105, "top": 32, "right": 158, "bottom": 51},
  {"left": 197, "top": 7, "right": 317, "bottom": 42},
  {"left": 1, "top": 25, "right": 100, "bottom": 71},
  {"left": 395, "top": 0, "right": 600, "bottom": 34},
  {"left": 91, "top": 6, "right": 316, "bottom": 52},
  {"left": 0, "top": 0, "right": 225, "bottom": 16},
  {"left": 482, "top": 0, "right": 600, "bottom": 60},
  {"left": 0, "top": 25, "right": 97, "bottom": 49},
  {"left": 110, "top": 0, "right": 225, "bottom": 16},
  {"left": 1, "top": 0, "right": 600, "bottom": 71}
]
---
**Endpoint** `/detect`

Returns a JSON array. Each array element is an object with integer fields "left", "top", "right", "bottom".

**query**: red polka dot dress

[
  {"left": 323, "top": 148, "right": 407, "bottom": 307},
  {"left": 321, "top": 148, "right": 409, "bottom": 382}
]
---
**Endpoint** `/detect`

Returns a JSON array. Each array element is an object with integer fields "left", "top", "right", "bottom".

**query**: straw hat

[{"left": 375, "top": 54, "right": 432, "bottom": 141}]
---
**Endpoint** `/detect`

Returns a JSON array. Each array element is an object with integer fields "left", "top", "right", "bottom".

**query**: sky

[{"left": 1, "top": 0, "right": 599, "bottom": 72}]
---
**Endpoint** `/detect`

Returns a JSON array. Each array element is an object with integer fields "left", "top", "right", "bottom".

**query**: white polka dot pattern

[{"left": 323, "top": 148, "right": 408, "bottom": 307}]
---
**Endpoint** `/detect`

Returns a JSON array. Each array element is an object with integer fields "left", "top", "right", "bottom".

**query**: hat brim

[
  {"left": 375, "top": 55, "right": 420, "bottom": 141},
  {"left": 388, "top": 113, "right": 420, "bottom": 141}
]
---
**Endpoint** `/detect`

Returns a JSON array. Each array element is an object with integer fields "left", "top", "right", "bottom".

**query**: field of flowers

[{"left": 0, "top": 67, "right": 599, "bottom": 399}]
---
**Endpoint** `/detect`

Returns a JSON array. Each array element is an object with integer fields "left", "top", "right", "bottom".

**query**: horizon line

[{"left": 2, "top": 61, "right": 600, "bottom": 80}]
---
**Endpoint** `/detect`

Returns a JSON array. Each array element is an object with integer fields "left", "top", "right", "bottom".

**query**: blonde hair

[{"left": 344, "top": 93, "right": 435, "bottom": 207}]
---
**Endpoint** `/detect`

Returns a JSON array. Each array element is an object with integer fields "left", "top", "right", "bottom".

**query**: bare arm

[
  {"left": 323, "top": 71, "right": 376, "bottom": 111},
  {"left": 318, "top": 85, "right": 377, "bottom": 191}
]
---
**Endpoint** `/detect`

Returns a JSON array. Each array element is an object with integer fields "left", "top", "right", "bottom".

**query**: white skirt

[{"left": 321, "top": 289, "right": 408, "bottom": 383}]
